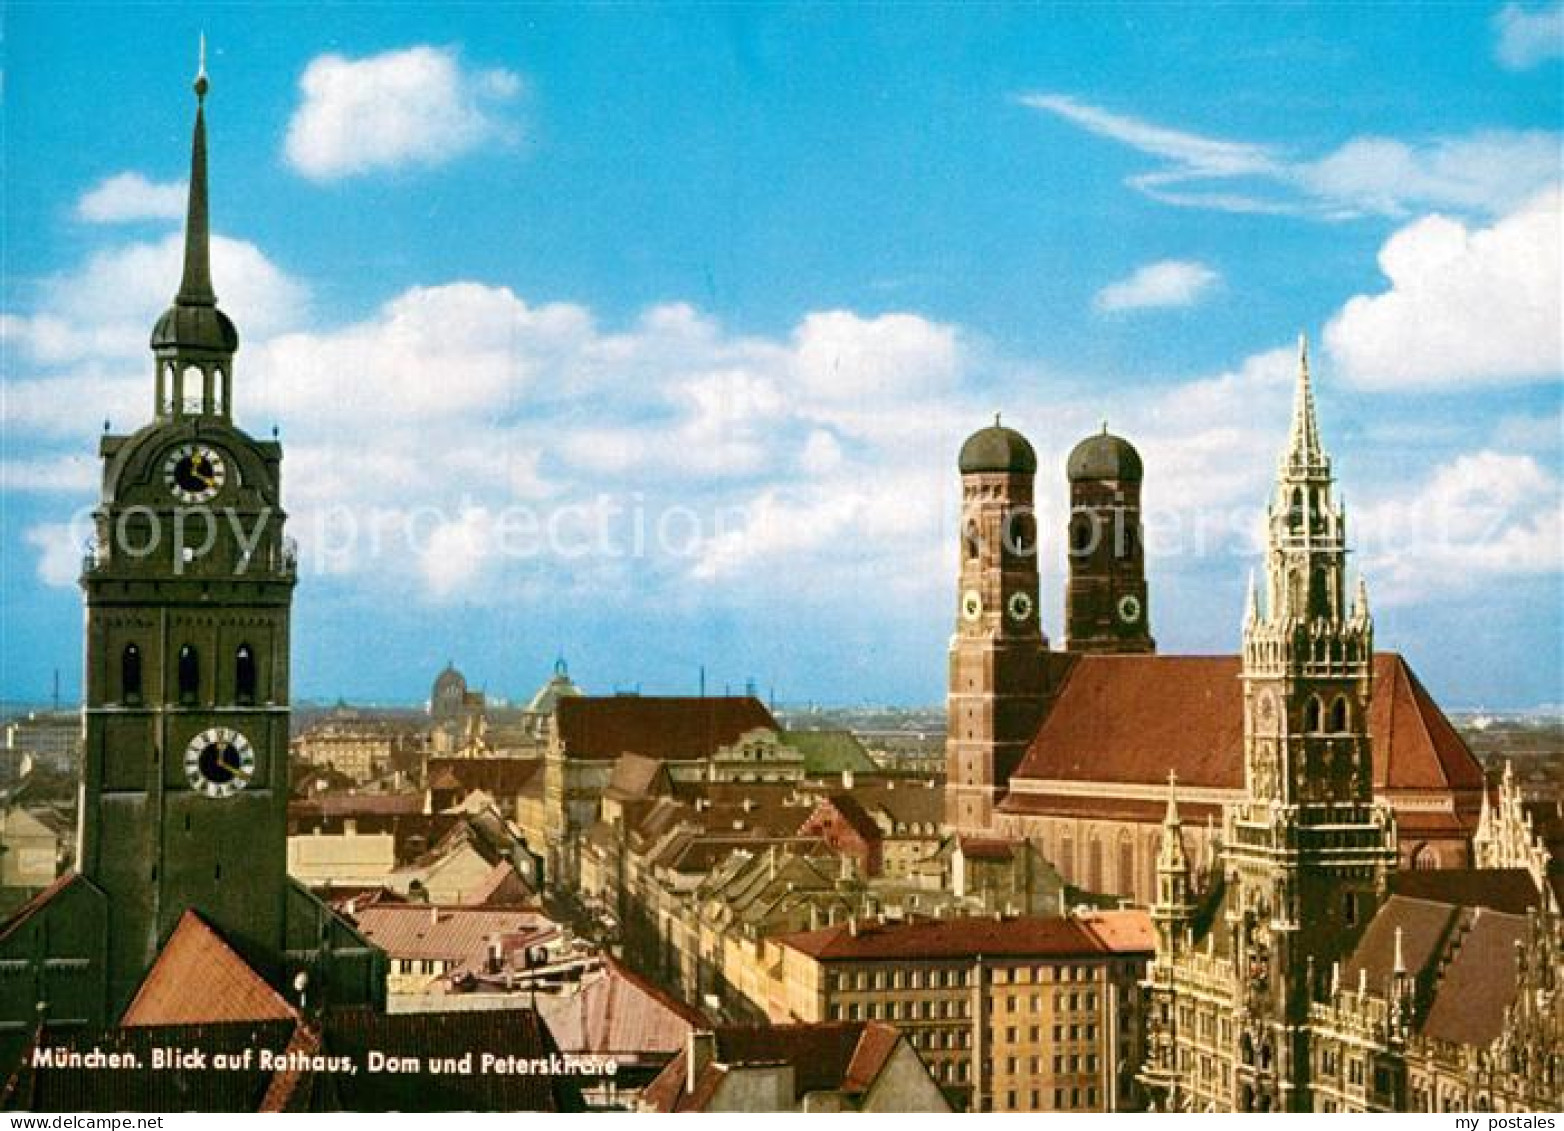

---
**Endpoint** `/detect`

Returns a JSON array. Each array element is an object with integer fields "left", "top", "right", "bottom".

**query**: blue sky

[{"left": 3, "top": 3, "right": 1561, "bottom": 709}]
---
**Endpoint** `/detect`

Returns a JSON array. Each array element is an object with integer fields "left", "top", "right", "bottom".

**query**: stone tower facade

[
  {"left": 1064, "top": 427, "right": 1153, "bottom": 653},
  {"left": 945, "top": 420, "right": 1050, "bottom": 835},
  {"left": 1141, "top": 338, "right": 1398, "bottom": 1112},
  {"left": 78, "top": 60, "right": 297, "bottom": 1014}
]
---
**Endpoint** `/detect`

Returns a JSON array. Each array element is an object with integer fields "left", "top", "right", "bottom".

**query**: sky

[{"left": 2, "top": 3, "right": 1561, "bottom": 710}]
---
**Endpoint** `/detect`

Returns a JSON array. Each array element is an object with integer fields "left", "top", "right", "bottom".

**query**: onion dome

[
  {"left": 1067, "top": 424, "right": 1143, "bottom": 483},
  {"left": 959, "top": 415, "right": 1037, "bottom": 475}
]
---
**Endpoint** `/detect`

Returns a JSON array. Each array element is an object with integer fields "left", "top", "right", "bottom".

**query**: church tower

[
  {"left": 1064, "top": 426, "right": 1153, "bottom": 653},
  {"left": 945, "top": 419, "right": 1050, "bottom": 834},
  {"left": 78, "top": 53, "right": 298, "bottom": 1014},
  {"left": 1223, "top": 335, "right": 1396, "bottom": 1110}
]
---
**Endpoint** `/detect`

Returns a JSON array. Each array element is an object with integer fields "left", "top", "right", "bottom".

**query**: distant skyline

[{"left": 3, "top": 4, "right": 1560, "bottom": 709}]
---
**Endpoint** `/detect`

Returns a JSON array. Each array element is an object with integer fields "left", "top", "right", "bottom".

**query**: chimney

[
  {"left": 841, "top": 769, "right": 854, "bottom": 790},
  {"left": 687, "top": 1031, "right": 717, "bottom": 1095}
]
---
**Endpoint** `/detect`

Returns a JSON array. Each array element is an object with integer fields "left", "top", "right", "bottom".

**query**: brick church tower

[
  {"left": 945, "top": 419, "right": 1050, "bottom": 835},
  {"left": 1064, "top": 426, "right": 1153, "bottom": 653}
]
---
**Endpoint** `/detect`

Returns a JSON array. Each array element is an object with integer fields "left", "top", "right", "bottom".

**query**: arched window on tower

[
  {"left": 1088, "top": 837, "right": 1104, "bottom": 892},
  {"left": 178, "top": 645, "right": 200, "bottom": 706},
  {"left": 1007, "top": 511, "right": 1036, "bottom": 561},
  {"left": 122, "top": 644, "right": 143, "bottom": 705},
  {"left": 1304, "top": 696, "right": 1323, "bottom": 732},
  {"left": 1329, "top": 696, "right": 1349, "bottom": 732},
  {"left": 235, "top": 644, "right": 257, "bottom": 705},
  {"left": 1069, "top": 513, "right": 1095, "bottom": 557},
  {"left": 963, "top": 521, "right": 981, "bottom": 563}
]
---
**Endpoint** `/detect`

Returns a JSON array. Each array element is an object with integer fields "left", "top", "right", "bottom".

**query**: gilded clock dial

[
  {"left": 1007, "top": 591, "right": 1034, "bottom": 623},
  {"left": 961, "top": 589, "right": 983, "bottom": 621},
  {"left": 184, "top": 727, "right": 255, "bottom": 798},
  {"left": 164, "top": 443, "right": 227, "bottom": 504}
]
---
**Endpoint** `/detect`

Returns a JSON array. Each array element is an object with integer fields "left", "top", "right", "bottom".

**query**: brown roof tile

[
  {"left": 425, "top": 756, "right": 541, "bottom": 798},
  {"left": 1388, "top": 868, "right": 1544, "bottom": 914},
  {"left": 536, "top": 955, "right": 705, "bottom": 1058},
  {"left": 1006, "top": 652, "right": 1482, "bottom": 795},
  {"left": 121, "top": 912, "right": 297, "bottom": 1026},
  {"left": 644, "top": 1022, "right": 905, "bottom": 1111},
  {"left": 1421, "top": 908, "right": 1529, "bottom": 1047},
  {"left": 349, "top": 905, "right": 558, "bottom": 963},
  {"left": 556, "top": 696, "right": 778, "bottom": 762}
]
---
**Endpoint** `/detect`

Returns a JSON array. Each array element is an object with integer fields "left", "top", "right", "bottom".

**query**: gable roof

[
  {"left": 642, "top": 1022, "right": 904, "bottom": 1112},
  {"left": 555, "top": 696, "right": 779, "bottom": 762},
  {"left": 536, "top": 956, "right": 706, "bottom": 1058},
  {"left": 348, "top": 905, "right": 557, "bottom": 964},
  {"left": 606, "top": 752, "right": 674, "bottom": 800},
  {"left": 424, "top": 756, "right": 541, "bottom": 798},
  {"left": 808, "top": 793, "right": 883, "bottom": 844},
  {"left": 121, "top": 911, "right": 297, "bottom": 1026},
  {"left": 1005, "top": 652, "right": 1482, "bottom": 796},
  {"left": 0, "top": 870, "right": 86, "bottom": 943}
]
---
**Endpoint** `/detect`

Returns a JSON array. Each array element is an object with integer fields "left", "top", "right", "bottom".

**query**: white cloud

[
  {"left": 24, "top": 523, "right": 89, "bottom": 588},
  {"left": 1356, "top": 451, "right": 1564, "bottom": 604},
  {"left": 1324, "top": 187, "right": 1563, "bottom": 388},
  {"left": 1094, "top": 260, "right": 1220, "bottom": 312},
  {"left": 1020, "top": 92, "right": 1562, "bottom": 220},
  {"left": 1495, "top": 2, "right": 1564, "bottom": 69},
  {"left": 284, "top": 46, "right": 521, "bottom": 180},
  {"left": 76, "top": 173, "right": 186, "bottom": 223}
]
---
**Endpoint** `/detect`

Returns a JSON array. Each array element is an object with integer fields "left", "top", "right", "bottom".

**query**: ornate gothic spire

[{"left": 1283, "top": 332, "right": 1328, "bottom": 479}]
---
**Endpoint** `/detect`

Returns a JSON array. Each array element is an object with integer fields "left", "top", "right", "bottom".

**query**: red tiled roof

[
  {"left": 1006, "top": 652, "right": 1481, "bottom": 793},
  {"left": 1421, "top": 908, "right": 1528, "bottom": 1047},
  {"left": 121, "top": 912, "right": 297, "bottom": 1026},
  {"left": 555, "top": 696, "right": 778, "bottom": 762},
  {"left": 958, "top": 837, "right": 1016, "bottom": 861},
  {"left": 536, "top": 956, "right": 705, "bottom": 1058},
  {"left": 350, "top": 905, "right": 558, "bottom": 963},
  {"left": 1075, "top": 909, "right": 1156, "bottom": 953},
  {"left": 425, "top": 757, "right": 542, "bottom": 797},
  {"left": 644, "top": 1022, "right": 905, "bottom": 1111},
  {"left": 776, "top": 914, "right": 1143, "bottom": 961},
  {"left": 289, "top": 792, "right": 426, "bottom": 819},
  {"left": 807, "top": 794, "right": 883, "bottom": 845}
]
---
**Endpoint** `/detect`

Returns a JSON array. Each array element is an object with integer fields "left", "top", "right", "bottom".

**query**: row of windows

[{"left": 120, "top": 642, "right": 257, "bottom": 706}]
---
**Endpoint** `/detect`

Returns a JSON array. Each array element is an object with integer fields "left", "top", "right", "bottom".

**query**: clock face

[
  {"left": 1007, "top": 591, "right": 1034, "bottom": 623},
  {"left": 184, "top": 727, "right": 256, "bottom": 798},
  {"left": 961, "top": 589, "right": 983, "bottom": 622},
  {"left": 1117, "top": 593, "right": 1142, "bottom": 624},
  {"left": 164, "top": 443, "right": 227, "bottom": 504}
]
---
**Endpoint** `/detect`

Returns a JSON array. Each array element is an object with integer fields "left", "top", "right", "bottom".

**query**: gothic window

[
  {"left": 1343, "top": 891, "right": 1359, "bottom": 927},
  {"left": 1411, "top": 844, "right": 1440, "bottom": 870},
  {"left": 1007, "top": 511, "right": 1036, "bottom": 560},
  {"left": 122, "top": 643, "right": 143, "bottom": 705},
  {"left": 177, "top": 644, "right": 200, "bottom": 705},
  {"left": 1304, "top": 695, "right": 1323, "bottom": 732},
  {"left": 1329, "top": 695, "right": 1349, "bottom": 731},
  {"left": 1060, "top": 831, "right": 1075, "bottom": 880},
  {"left": 235, "top": 644, "right": 257, "bottom": 705},
  {"left": 1069, "top": 513, "right": 1095, "bottom": 557},
  {"left": 1118, "top": 833, "right": 1135, "bottom": 897},
  {"left": 1088, "top": 837, "right": 1104, "bottom": 892},
  {"left": 963, "top": 521, "right": 981, "bottom": 562}
]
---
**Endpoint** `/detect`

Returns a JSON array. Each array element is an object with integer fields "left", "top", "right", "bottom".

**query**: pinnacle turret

[{"left": 1283, "top": 333, "right": 1329, "bottom": 480}]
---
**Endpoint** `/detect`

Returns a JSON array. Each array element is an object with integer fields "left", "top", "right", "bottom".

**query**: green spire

[{"left": 177, "top": 35, "right": 215, "bottom": 307}]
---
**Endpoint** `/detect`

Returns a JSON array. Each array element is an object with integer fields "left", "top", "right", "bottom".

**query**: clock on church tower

[{"left": 77, "top": 54, "right": 298, "bottom": 1014}]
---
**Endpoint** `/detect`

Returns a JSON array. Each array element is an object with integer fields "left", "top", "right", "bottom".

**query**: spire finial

[
  {"left": 1353, "top": 574, "right": 1371, "bottom": 622},
  {"left": 195, "top": 33, "right": 209, "bottom": 100},
  {"left": 1164, "top": 770, "right": 1180, "bottom": 826},
  {"left": 994, "top": 411, "right": 1002, "bottom": 428},
  {"left": 1283, "top": 329, "right": 1325, "bottom": 474},
  {"left": 1244, "top": 567, "right": 1260, "bottom": 625},
  {"left": 1393, "top": 925, "right": 1406, "bottom": 975},
  {"left": 176, "top": 38, "right": 215, "bottom": 306}
]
